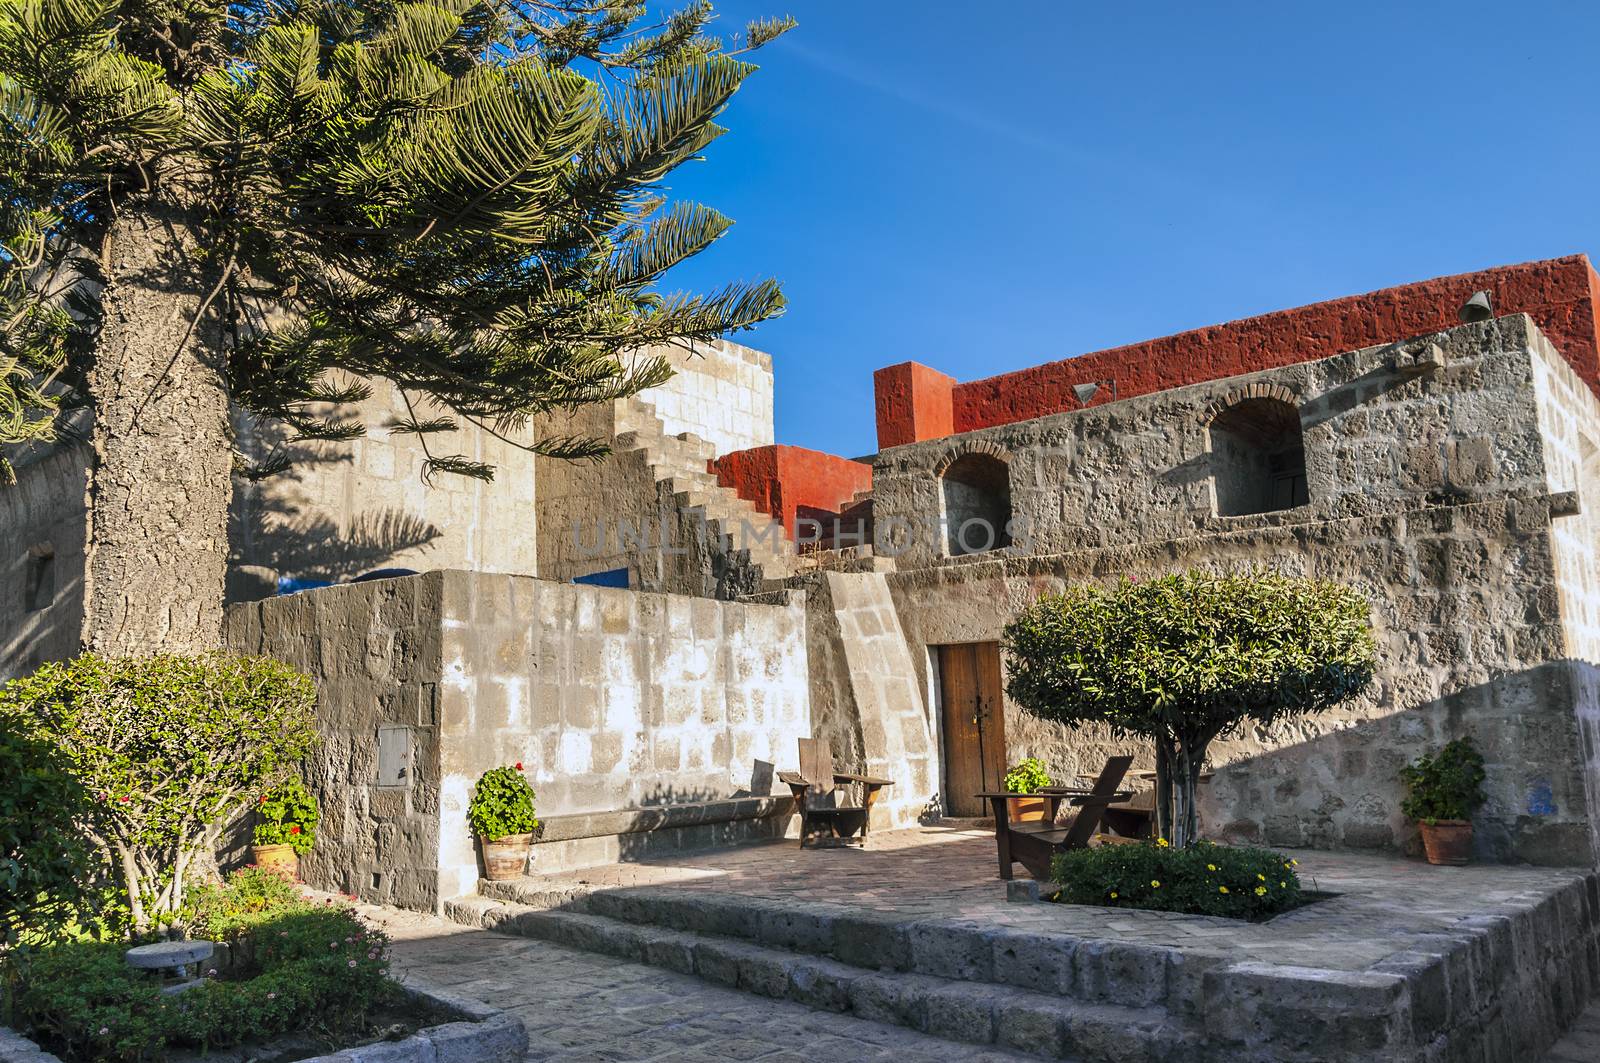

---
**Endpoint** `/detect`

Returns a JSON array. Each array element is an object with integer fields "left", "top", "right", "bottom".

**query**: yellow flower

[
  {"left": 1156, "top": 838, "right": 1170, "bottom": 848},
  {"left": 1255, "top": 886, "right": 1267, "bottom": 897},
  {"left": 1207, "top": 864, "right": 1217, "bottom": 871},
  {"left": 1151, "top": 880, "right": 1161, "bottom": 888},
  {"left": 1279, "top": 881, "right": 1286, "bottom": 888},
  {"left": 1110, "top": 892, "right": 1118, "bottom": 899},
  {"left": 1257, "top": 873, "right": 1266, "bottom": 881},
  {"left": 1291, "top": 859, "right": 1299, "bottom": 866},
  {"left": 1219, "top": 886, "right": 1229, "bottom": 894}
]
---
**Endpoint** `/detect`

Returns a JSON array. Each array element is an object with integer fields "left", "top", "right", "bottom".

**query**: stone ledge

[
  {"left": 534, "top": 795, "right": 796, "bottom": 844},
  {"left": 0, "top": 983, "right": 526, "bottom": 1063}
]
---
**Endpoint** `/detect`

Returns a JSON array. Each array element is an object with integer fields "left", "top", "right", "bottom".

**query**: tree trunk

[
  {"left": 82, "top": 191, "right": 232, "bottom": 657},
  {"left": 1155, "top": 732, "right": 1209, "bottom": 848}
]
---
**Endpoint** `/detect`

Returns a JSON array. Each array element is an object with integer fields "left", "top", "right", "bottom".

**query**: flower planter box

[{"left": 0, "top": 984, "right": 527, "bottom": 1063}]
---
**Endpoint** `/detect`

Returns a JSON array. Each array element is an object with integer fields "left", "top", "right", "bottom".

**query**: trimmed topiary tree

[
  {"left": 1003, "top": 570, "right": 1376, "bottom": 847},
  {"left": 0, "top": 654, "right": 319, "bottom": 931}
]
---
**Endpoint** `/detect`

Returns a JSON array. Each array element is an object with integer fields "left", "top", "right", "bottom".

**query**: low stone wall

[{"left": 226, "top": 571, "right": 812, "bottom": 910}]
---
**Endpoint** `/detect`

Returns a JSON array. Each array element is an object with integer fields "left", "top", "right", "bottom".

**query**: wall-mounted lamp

[
  {"left": 1458, "top": 290, "right": 1494, "bottom": 323},
  {"left": 1072, "top": 379, "right": 1117, "bottom": 406}
]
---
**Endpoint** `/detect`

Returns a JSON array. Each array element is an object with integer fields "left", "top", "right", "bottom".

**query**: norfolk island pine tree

[{"left": 0, "top": 0, "right": 792, "bottom": 654}]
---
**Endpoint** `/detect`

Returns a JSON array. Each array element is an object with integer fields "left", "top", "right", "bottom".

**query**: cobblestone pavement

[
  {"left": 494, "top": 825, "right": 1592, "bottom": 973},
  {"left": 1544, "top": 1000, "right": 1600, "bottom": 1062},
  {"left": 369, "top": 904, "right": 1034, "bottom": 1062}
]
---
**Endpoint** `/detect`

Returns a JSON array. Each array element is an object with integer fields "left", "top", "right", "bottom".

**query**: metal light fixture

[
  {"left": 1072, "top": 379, "right": 1117, "bottom": 406},
  {"left": 1458, "top": 290, "right": 1493, "bottom": 323}
]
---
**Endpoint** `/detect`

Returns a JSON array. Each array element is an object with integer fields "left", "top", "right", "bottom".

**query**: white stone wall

[
  {"left": 230, "top": 376, "right": 537, "bottom": 592},
  {"left": 1531, "top": 328, "right": 1600, "bottom": 864},
  {"left": 433, "top": 572, "right": 810, "bottom": 898},
  {"left": 635, "top": 339, "right": 774, "bottom": 457}
]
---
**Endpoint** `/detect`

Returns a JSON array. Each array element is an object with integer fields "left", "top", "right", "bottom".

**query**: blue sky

[{"left": 660, "top": 1, "right": 1600, "bottom": 457}]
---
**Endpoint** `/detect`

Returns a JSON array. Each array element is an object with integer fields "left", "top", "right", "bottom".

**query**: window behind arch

[
  {"left": 1209, "top": 398, "right": 1308, "bottom": 516},
  {"left": 941, "top": 453, "right": 1012, "bottom": 556}
]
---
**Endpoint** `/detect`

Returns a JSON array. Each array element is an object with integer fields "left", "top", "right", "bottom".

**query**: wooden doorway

[{"left": 936, "top": 642, "right": 1007, "bottom": 817}]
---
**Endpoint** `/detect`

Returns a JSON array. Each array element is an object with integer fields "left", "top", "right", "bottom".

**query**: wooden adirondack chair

[
  {"left": 977, "top": 755, "right": 1135, "bottom": 879},
  {"left": 778, "top": 737, "right": 894, "bottom": 848}
]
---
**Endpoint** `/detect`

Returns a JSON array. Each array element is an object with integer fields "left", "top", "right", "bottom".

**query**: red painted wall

[
  {"left": 713, "top": 445, "right": 873, "bottom": 538},
  {"left": 873, "top": 362, "right": 956, "bottom": 449},
  {"left": 874, "top": 255, "right": 1600, "bottom": 449}
]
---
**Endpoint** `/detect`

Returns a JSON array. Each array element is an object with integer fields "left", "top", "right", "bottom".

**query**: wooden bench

[
  {"left": 778, "top": 737, "right": 894, "bottom": 848},
  {"left": 977, "top": 755, "right": 1135, "bottom": 880}
]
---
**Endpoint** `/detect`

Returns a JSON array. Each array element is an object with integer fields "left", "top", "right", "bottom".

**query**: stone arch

[
  {"left": 938, "top": 446, "right": 1012, "bottom": 556},
  {"left": 1206, "top": 391, "right": 1308, "bottom": 517}
]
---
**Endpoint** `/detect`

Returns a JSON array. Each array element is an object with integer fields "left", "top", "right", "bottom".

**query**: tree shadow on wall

[
  {"left": 1189, "top": 660, "right": 1598, "bottom": 868},
  {"left": 228, "top": 424, "right": 442, "bottom": 596}
]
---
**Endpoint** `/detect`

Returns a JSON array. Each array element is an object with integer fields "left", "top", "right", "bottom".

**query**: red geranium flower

[
  {"left": 514, "top": 762, "right": 523, "bottom": 771},
  {"left": 289, "top": 825, "right": 301, "bottom": 834}
]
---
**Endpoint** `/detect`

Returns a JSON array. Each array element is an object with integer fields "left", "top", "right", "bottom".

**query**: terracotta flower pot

[
  {"left": 1007, "top": 795, "right": 1047, "bottom": 824},
  {"left": 1419, "top": 820, "right": 1473, "bottom": 865},
  {"left": 251, "top": 843, "right": 298, "bottom": 879},
  {"left": 480, "top": 833, "right": 533, "bottom": 881}
]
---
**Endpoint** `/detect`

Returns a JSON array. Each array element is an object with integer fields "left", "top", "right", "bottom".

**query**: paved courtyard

[{"left": 482, "top": 825, "right": 1594, "bottom": 974}]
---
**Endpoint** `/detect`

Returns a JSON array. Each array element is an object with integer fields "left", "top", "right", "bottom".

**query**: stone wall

[
  {"left": 0, "top": 443, "right": 87, "bottom": 680},
  {"left": 431, "top": 572, "right": 809, "bottom": 897},
  {"left": 877, "top": 316, "right": 1598, "bottom": 866},
  {"left": 635, "top": 339, "right": 775, "bottom": 457},
  {"left": 800, "top": 571, "right": 939, "bottom": 827},
  {"left": 224, "top": 573, "right": 447, "bottom": 909},
  {"left": 230, "top": 377, "right": 537, "bottom": 598},
  {"left": 225, "top": 571, "right": 811, "bottom": 911}
]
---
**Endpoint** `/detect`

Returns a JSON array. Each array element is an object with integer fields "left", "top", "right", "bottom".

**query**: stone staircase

[
  {"left": 443, "top": 883, "right": 1207, "bottom": 1062},
  {"left": 611, "top": 400, "right": 800, "bottom": 590}
]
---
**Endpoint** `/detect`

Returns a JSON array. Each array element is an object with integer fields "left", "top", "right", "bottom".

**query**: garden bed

[
  {"left": 1, "top": 983, "right": 524, "bottom": 1063},
  {"left": 1, "top": 870, "right": 525, "bottom": 1063},
  {"left": 1048, "top": 839, "right": 1323, "bottom": 920}
]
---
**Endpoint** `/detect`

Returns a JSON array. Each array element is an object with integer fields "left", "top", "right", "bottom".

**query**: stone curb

[{"left": 0, "top": 983, "right": 526, "bottom": 1063}]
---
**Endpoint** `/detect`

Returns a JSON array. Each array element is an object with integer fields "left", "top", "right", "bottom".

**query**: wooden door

[{"left": 937, "top": 642, "right": 1007, "bottom": 817}]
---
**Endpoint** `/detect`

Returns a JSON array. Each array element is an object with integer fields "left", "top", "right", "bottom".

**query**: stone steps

[
  {"left": 611, "top": 402, "right": 799, "bottom": 586},
  {"left": 442, "top": 894, "right": 1203, "bottom": 1061}
]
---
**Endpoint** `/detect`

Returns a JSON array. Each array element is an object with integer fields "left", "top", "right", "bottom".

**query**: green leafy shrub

[
  {"left": 11, "top": 905, "right": 392, "bottom": 1062},
  {"left": 1004, "top": 571, "right": 1375, "bottom": 846},
  {"left": 187, "top": 868, "right": 315, "bottom": 942},
  {"left": 1052, "top": 840, "right": 1304, "bottom": 919},
  {"left": 1400, "top": 738, "right": 1487, "bottom": 824},
  {"left": 0, "top": 653, "right": 319, "bottom": 931},
  {"left": 0, "top": 716, "right": 100, "bottom": 948},
  {"left": 252, "top": 779, "right": 319, "bottom": 856},
  {"left": 1003, "top": 757, "right": 1053, "bottom": 795},
  {"left": 467, "top": 765, "right": 539, "bottom": 841}
]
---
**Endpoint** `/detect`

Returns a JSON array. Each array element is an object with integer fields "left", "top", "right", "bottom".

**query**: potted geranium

[
  {"left": 1400, "top": 737, "right": 1486, "bottom": 865},
  {"left": 1003, "top": 757, "right": 1053, "bottom": 823},
  {"left": 468, "top": 763, "right": 540, "bottom": 881},
  {"left": 251, "top": 777, "right": 319, "bottom": 879}
]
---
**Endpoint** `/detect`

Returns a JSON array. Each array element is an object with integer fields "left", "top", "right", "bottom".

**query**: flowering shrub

[
  {"left": 1400, "top": 738, "right": 1486, "bottom": 824},
  {"left": 1052, "top": 839, "right": 1304, "bottom": 920},
  {"left": 11, "top": 903, "right": 392, "bottom": 1062},
  {"left": 1003, "top": 757, "right": 1053, "bottom": 795},
  {"left": 467, "top": 764, "right": 539, "bottom": 841},
  {"left": 252, "top": 778, "right": 319, "bottom": 855},
  {"left": 0, "top": 654, "right": 318, "bottom": 932},
  {"left": 187, "top": 867, "right": 315, "bottom": 941}
]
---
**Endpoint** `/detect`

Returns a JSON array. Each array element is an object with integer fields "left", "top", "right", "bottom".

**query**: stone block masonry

[
  {"left": 225, "top": 571, "right": 812, "bottom": 911},
  {"left": 877, "top": 315, "right": 1600, "bottom": 865}
]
